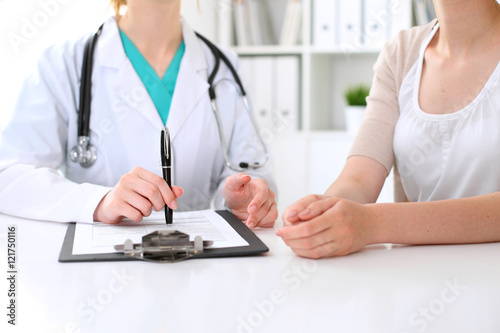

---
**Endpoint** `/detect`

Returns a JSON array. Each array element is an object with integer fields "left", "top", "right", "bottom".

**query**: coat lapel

[
  {"left": 97, "top": 16, "right": 165, "bottom": 132},
  {"left": 113, "top": 60, "right": 163, "bottom": 131},
  {"left": 166, "top": 19, "right": 210, "bottom": 142},
  {"left": 94, "top": 17, "right": 210, "bottom": 136}
]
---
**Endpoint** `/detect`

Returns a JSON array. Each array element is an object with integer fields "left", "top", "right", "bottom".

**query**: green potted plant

[{"left": 344, "top": 84, "right": 370, "bottom": 136}]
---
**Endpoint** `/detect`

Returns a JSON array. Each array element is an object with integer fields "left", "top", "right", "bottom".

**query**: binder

[
  {"left": 239, "top": 56, "right": 300, "bottom": 135},
  {"left": 313, "top": 0, "right": 338, "bottom": 47},
  {"left": 363, "top": 0, "right": 389, "bottom": 49},
  {"left": 389, "top": 0, "right": 413, "bottom": 38},
  {"left": 234, "top": 0, "right": 251, "bottom": 46},
  {"left": 339, "top": 0, "right": 362, "bottom": 48},
  {"left": 413, "top": 0, "right": 435, "bottom": 26},
  {"left": 274, "top": 56, "right": 300, "bottom": 134},
  {"left": 248, "top": 56, "right": 274, "bottom": 133},
  {"left": 58, "top": 210, "right": 269, "bottom": 262},
  {"left": 217, "top": 0, "right": 233, "bottom": 46},
  {"left": 247, "top": 0, "right": 275, "bottom": 45},
  {"left": 279, "top": 0, "right": 302, "bottom": 46}
]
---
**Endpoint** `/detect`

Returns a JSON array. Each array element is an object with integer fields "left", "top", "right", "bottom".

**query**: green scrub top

[{"left": 119, "top": 29, "right": 185, "bottom": 125}]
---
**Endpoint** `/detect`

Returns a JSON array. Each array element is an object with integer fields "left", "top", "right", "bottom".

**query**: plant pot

[{"left": 344, "top": 106, "right": 366, "bottom": 136}]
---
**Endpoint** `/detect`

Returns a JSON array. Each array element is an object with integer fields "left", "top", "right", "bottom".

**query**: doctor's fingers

[
  {"left": 225, "top": 173, "right": 252, "bottom": 192},
  {"left": 282, "top": 194, "right": 333, "bottom": 224},
  {"left": 247, "top": 180, "right": 275, "bottom": 214},
  {"left": 119, "top": 192, "right": 154, "bottom": 222},
  {"left": 119, "top": 173, "right": 167, "bottom": 211},
  {"left": 128, "top": 167, "right": 179, "bottom": 209},
  {"left": 249, "top": 201, "right": 278, "bottom": 229}
]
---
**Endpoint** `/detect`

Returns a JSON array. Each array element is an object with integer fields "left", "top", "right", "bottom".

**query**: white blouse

[{"left": 394, "top": 23, "right": 500, "bottom": 202}]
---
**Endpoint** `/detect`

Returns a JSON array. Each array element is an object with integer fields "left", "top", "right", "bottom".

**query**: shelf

[
  {"left": 232, "top": 45, "right": 382, "bottom": 57},
  {"left": 232, "top": 45, "right": 304, "bottom": 56},
  {"left": 307, "top": 47, "right": 381, "bottom": 55}
]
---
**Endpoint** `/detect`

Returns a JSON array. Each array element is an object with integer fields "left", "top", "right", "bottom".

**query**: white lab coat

[{"left": 0, "top": 17, "right": 275, "bottom": 223}]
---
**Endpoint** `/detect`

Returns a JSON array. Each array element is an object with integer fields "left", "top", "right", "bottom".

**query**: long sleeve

[{"left": 0, "top": 39, "right": 111, "bottom": 223}]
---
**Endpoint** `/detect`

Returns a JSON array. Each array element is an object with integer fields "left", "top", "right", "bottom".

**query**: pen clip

[{"left": 161, "top": 127, "right": 170, "bottom": 165}]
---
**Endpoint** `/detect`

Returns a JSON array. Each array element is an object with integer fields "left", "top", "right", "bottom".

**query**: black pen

[{"left": 161, "top": 127, "right": 173, "bottom": 224}]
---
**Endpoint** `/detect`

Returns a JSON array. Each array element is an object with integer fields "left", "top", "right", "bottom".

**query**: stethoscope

[{"left": 70, "top": 24, "right": 269, "bottom": 171}]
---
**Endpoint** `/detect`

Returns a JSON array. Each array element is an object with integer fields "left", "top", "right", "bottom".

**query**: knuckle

[
  {"left": 139, "top": 202, "right": 152, "bottom": 215},
  {"left": 115, "top": 201, "right": 128, "bottom": 214},
  {"left": 308, "top": 200, "right": 322, "bottom": 211},
  {"left": 152, "top": 175, "right": 165, "bottom": 188},
  {"left": 143, "top": 184, "right": 157, "bottom": 199},
  {"left": 301, "top": 223, "right": 315, "bottom": 236},
  {"left": 310, "top": 194, "right": 322, "bottom": 201},
  {"left": 131, "top": 166, "right": 142, "bottom": 174},
  {"left": 131, "top": 212, "right": 143, "bottom": 223},
  {"left": 335, "top": 206, "right": 348, "bottom": 221},
  {"left": 310, "top": 248, "right": 323, "bottom": 259},
  {"left": 269, "top": 209, "right": 278, "bottom": 222},
  {"left": 120, "top": 173, "right": 132, "bottom": 184},
  {"left": 326, "top": 197, "right": 337, "bottom": 205}
]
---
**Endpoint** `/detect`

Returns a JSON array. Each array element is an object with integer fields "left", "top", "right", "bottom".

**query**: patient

[{"left": 277, "top": 0, "right": 500, "bottom": 258}]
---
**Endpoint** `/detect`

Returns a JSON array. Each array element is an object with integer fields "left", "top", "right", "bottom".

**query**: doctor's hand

[
  {"left": 223, "top": 173, "right": 278, "bottom": 229},
  {"left": 276, "top": 194, "right": 375, "bottom": 258},
  {"left": 93, "top": 167, "right": 183, "bottom": 224}
]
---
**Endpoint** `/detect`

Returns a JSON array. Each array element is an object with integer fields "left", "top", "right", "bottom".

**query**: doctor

[{"left": 0, "top": 0, "right": 277, "bottom": 228}]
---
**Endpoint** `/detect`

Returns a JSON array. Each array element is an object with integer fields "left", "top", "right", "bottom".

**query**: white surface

[{"left": 1, "top": 213, "right": 500, "bottom": 333}]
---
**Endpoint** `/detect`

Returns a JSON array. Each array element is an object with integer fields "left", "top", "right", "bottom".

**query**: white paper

[{"left": 72, "top": 210, "right": 249, "bottom": 255}]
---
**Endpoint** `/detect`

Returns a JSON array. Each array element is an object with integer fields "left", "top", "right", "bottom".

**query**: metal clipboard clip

[{"left": 114, "top": 230, "right": 213, "bottom": 263}]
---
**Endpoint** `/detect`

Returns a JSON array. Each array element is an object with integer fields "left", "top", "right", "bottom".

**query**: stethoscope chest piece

[{"left": 70, "top": 136, "right": 97, "bottom": 168}]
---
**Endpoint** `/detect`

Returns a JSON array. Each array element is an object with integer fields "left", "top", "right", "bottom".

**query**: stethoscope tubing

[{"left": 71, "top": 23, "right": 269, "bottom": 171}]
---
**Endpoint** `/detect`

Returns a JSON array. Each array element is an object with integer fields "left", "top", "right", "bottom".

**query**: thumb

[
  {"left": 172, "top": 186, "right": 184, "bottom": 199},
  {"left": 225, "top": 173, "right": 251, "bottom": 191}
]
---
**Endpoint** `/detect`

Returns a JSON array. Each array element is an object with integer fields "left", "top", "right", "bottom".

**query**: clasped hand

[{"left": 276, "top": 194, "right": 374, "bottom": 258}]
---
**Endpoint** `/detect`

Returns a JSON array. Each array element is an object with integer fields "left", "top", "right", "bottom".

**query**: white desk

[{"left": 1, "top": 213, "right": 499, "bottom": 333}]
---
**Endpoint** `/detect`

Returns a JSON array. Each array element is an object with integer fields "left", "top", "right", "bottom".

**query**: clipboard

[{"left": 58, "top": 210, "right": 269, "bottom": 262}]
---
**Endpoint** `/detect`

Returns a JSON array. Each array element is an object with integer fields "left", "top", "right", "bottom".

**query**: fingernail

[
  {"left": 288, "top": 210, "right": 298, "bottom": 217},
  {"left": 301, "top": 209, "right": 311, "bottom": 216},
  {"left": 275, "top": 228, "right": 282, "bottom": 236},
  {"left": 249, "top": 205, "right": 257, "bottom": 214},
  {"left": 247, "top": 222, "right": 255, "bottom": 229},
  {"left": 170, "top": 200, "right": 178, "bottom": 209}
]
